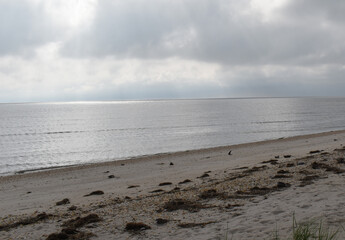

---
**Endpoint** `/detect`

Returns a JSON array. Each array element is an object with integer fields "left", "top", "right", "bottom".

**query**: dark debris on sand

[
  {"left": 198, "top": 173, "right": 210, "bottom": 178},
  {"left": 311, "top": 162, "right": 345, "bottom": 174},
  {"left": 334, "top": 148, "right": 345, "bottom": 152},
  {"left": 276, "top": 182, "right": 291, "bottom": 188},
  {"left": 237, "top": 187, "right": 271, "bottom": 196},
  {"left": 0, "top": 212, "right": 50, "bottom": 231},
  {"left": 224, "top": 204, "right": 243, "bottom": 209},
  {"left": 162, "top": 199, "right": 206, "bottom": 212},
  {"left": 56, "top": 198, "right": 70, "bottom": 206},
  {"left": 63, "top": 214, "right": 101, "bottom": 229},
  {"left": 179, "top": 179, "right": 192, "bottom": 184},
  {"left": 156, "top": 218, "right": 169, "bottom": 225},
  {"left": 158, "top": 182, "right": 172, "bottom": 186},
  {"left": 299, "top": 172, "right": 324, "bottom": 187},
  {"left": 68, "top": 205, "right": 77, "bottom": 211},
  {"left": 272, "top": 174, "right": 292, "bottom": 179},
  {"left": 261, "top": 159, "right": 279, "bottom": 165},
  {"left": 46, "top": 229, "right": 95, "bottom": 240},
  {"left": 150, "top": 189, "right": 165, "bottom": 193},
  {"left": 199, "top": 189, "right": 225, "bottom": 199},
  {"left": 83, "top": 191, "right": 104, "bottom": 197},
  {"left": 177, "top": 221, "right": 216, "bottom": 228},
  {"left": 243, "top": 166, "right": 268, "bottom": 174},
  {"left": 309, "top": 150, "right": 322, "bottom": 154},
  {"left": 125, "top": 222, "right": 151, "bottom": 231},
  {"left": 46, "top": 232, "right": 70, "bottom": 240},
  {"left": 236, "top": 182, "right": 291, "bottom": 197}
]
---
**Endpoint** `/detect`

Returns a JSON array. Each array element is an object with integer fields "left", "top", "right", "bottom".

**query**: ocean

[{"left": 1, "top": 97, "right": 345, "bottom": 175}]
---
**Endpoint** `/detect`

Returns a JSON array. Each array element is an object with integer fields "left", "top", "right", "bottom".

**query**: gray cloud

[
  {"left": 62, "top": 0, "right": 194, "bottom": 58},
  {"left": 0, "top": 1, "right": 58, "bottom": 56},
  {"left": 2, "top": 0, "right": 344, "bottom": 66},
  {"left": 0, "top": 0, "right": 345, "bottom": 102},
  {"left": 61, "top": 0, "right": 345, "bottom": 67},
  {"left": 284, "top": 0, "right": 345, "bottom": 24}
]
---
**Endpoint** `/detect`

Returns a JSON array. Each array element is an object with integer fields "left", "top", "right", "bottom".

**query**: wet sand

[{"left": 1, "top": 130, "right": 345, "bottom": 239}]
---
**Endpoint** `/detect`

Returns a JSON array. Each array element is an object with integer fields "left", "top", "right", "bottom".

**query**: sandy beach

[{"left": 1, "top": 130, "right": 345, "bottom": 239}]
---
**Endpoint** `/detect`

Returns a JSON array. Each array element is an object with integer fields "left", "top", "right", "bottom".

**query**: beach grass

[
  {"left": 224, "top": 215, "right": 341, "bottom": 240},
  {"left": 271, "top": 215, "right": 341, "bottom": 240},
  {"left": 290, "top": 215, "right": 339, "bottom": 240}
]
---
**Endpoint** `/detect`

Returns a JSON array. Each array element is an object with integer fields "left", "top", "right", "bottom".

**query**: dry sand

[{"left": 1, "top": 130, "right": 345, "bottom": 239}]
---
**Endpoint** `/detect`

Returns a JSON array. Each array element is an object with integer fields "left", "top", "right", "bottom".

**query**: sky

[{"left": 1, "top": 0, "right": 345, "bottom": 103}]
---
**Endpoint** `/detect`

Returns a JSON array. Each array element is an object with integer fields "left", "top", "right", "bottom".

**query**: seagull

[{"left": 228, "top": 150, "right": 232, "bottom": 155}]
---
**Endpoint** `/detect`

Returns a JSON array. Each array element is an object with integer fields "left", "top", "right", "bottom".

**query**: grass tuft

[
  {"left": 224, "top": 215, "right": 341, "bottom": 240},
  {"left": 284, "top": 214, "right": 340, "bottom": 240}
]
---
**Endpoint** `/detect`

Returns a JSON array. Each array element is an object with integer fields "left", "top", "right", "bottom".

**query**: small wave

[
  {"left": 0, "top": 124, "right": 222, "bottom": 138},
  {"left": 0, "top": 130, "right": 82, "bottom": 137},
  {"left": 250, "top": 120, "right": 294, "bottom": 124},
  {"left": 0, "top": 127, "right": 153, "bottom": 137}
]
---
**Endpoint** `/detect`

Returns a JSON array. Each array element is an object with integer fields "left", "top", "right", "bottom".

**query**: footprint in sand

[
  {"left": 259, "top": 220, "right": 274, "bottom": 225},
  {"left": 272, "top": 210, "right": 285, "bottom": 215},
  {"left": 299, "top": 204, "right": 311, "bottom": 209}
]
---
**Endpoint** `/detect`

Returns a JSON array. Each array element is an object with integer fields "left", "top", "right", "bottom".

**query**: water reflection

[{"left": 1, "top": 98, "right": 345, "bottom": 175}]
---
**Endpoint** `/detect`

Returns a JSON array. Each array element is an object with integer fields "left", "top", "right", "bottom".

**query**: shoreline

[
  {"left": 3, "top": 129, "right": 345, "bottom": 179},
  {"left": 1, "top": 129, "right": 345, "bottom": 239}
]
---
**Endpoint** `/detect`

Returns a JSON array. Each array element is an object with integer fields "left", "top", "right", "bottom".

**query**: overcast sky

[{"left": 1, "top": 0, "right": 345, "bottom": 102}]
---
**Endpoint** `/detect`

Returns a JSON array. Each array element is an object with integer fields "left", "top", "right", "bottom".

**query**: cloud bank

[{"left": 0, "top": 0, "right": 345, "bottom": 102}]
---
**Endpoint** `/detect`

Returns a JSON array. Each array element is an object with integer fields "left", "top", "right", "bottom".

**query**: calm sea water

[{"left": 1, "top": 98, "right": 345, "bottom": 175}]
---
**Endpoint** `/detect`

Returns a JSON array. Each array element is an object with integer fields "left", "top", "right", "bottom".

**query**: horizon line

[{"left": 1, "top": 96, "right": 344, "bottom": 104}]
